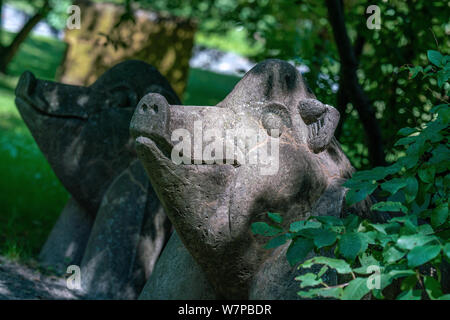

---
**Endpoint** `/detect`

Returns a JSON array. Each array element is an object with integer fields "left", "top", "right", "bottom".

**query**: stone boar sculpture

[
  {"left": 131, "top": 59, "right": 375, "bottom": 299},
  {"left": 15, "top": 60, "right": 178, "bottom": 298}
]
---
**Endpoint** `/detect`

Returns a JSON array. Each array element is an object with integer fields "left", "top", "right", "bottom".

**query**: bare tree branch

[
  {"left": 335, "top": 33, "right": 365, "bottom": 139},
  {"left": 0, "top": 0, "right": 51, "bottom": 73},
  {"left": 325, "top": 0, "right": 386, "bottom": 166}
]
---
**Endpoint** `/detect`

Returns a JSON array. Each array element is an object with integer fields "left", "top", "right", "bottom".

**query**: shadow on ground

[{"left": 0, "top": 256, "right": 83, "bottom": 300}]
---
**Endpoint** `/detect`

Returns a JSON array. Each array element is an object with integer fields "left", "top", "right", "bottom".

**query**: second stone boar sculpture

[
  {"left": 131, "top": 59, "right": 375, "bottom": 299},
  {"left": 15, "top": 60, "right": 178, "bottom": 299}
]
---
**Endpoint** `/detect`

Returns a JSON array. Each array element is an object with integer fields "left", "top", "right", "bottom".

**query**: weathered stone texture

[
  {"left": 132, "top": 59, "right": 373, "bottom": 299},
  {"left": 15, "top": 60, "right": 178, "bottom": 298}
]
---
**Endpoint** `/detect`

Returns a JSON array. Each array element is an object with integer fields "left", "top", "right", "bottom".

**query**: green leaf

[
  {"left": 424, "top": 65, "right": 433, "bottom": 73},
  {"left": 437, "top": 70, "right": 448, "bottom": 88},
  {"left": 353, "top": 263, "right": 381, "bottom": 276},
  {"left": 443, "top": 243, "right": 450, "bottom": 259},
  {"left": 376, "top": 273, "right": 397, "bottom": 292},
  {"left": 431, "top": 204, "right": 448, "bottom": 227},
  {"left": 397, "top": 290, "right": 422, "bottom": 300},
  {"left": 429, "top": 145, "right": 450, "bottom": 169},
  {"left": 345, "top": 183, "right": 377, "bottom": 206},
  {"left": 377, "top": 269, "right": 416, "bottom": 293},
  {"left": 424, "top": 276, "right": 443, "bottom": 300},
  {"left": 418, "top": 166, "right": 436, "bottom": 183},
  {"left": 395, "top": 136, "right": 416, "bottom": 146},
  {"left": 343, "top": 178, "right": 370, "bottom": 189},
  {"left": 267, "top": 212, "right": 283, "bottom": 224},
  {"left": 289, "top": 220, "right": 321, "bottom": 233},
  {"left": 313, "top": 229, "right": 338, "bottom": 249},
  {"left": 360, "top": 231, "right": 377, "bottom": 245},
  {"left": 380, "top": 178, "right": 407, "bottom": 195},
  {"left": 296, "top": 227, "right": 323, "bottom": 239},
  {"left": 297, "top": 287, "right": 343, "bottom": 299},
  {"left": 383, "top": 246, "right": 406, "bottom": 263},
  {"left": 352, "top": 266, "right": 372, "bottom": 275},
  {"left": 251, "top": 222, "right": 282, "bottom": 237},
  {"left": 343, "top": 214, "right": 360, "bottom": 230},
  {"left": 374, "top": 163, "right": 403, "bottom": 177},
  {"left": 407, "top": 245, "right": 442, "bottom": 268},
  {"left": 428, "top": 50, "right": 443, "bottom": 67},
  {"left": 397, "top": 127, "right": 417, "bottom": 136},
  {"left": 431, "top": 104, "right": 450, "bottom": 123},
  {"left": 295, "top": 273, "right": 323, "bottom": 288},
  {"left": 401, "top": 275, "right": 418, "bottom": 291},
  {"left": 318, "top": 265, "right": 329, "bottom": 278},
  {"left": 438, "top": 294, "right": 450, "bottom": 300},
  {"left": 397, "top": 234, "right": 437, "bottom": 250},
  {"left": 286, "top": 238, "right": 314, "bottom": 266},
  {"left": 378, "top": 234, "right": 399, "bottom": 247},
  {"left": 315, "top": 216, "right": 344, "bottom": 226},
  {"left": 408, "top": 66, "right": 422, "bottom": 79},
  {"left": 418, "top": 224, "right": 434, "bottom": 235},
  {"left": 430, "top": 103, "right": 449, "bottom": 114},
  {"left": 351, "top": 167, "right": 386, "bottom": 180},
  {"left": 300, "top": 256, "right": 352, "bottom": 274},
  {"left": 386, "top": 269, "right": 416, "bottom": 279},
  {"left": 359, "top": 252, "right": 380, "bottom": 268},
  {"left": 394, "top": 216, "right": 419, "bottom": 233},
  {"left": 372, "top": 289, "right": 384, "bottom": 299},
  {"left": 339, "top": 232, "right": 363, "bottom": 261},
  {"left": 264, "top": 234, "right": 288, "bottom": 249},
  {"left": 424, "top": 120, "right": 448, "bottom": 140},
  {"left": 404, "top": 176, "right": 419, "bottom": 203},
  {"left": 371, "top": 201, "right": 408, "bottom": 213},
  {"left": 341, "top": 278, "right": 371, "bottom": 300},
  {"left": 398, "top": 154, "right": 419, "bottom": 169},
  {"left": 369, "top": 222, "right": 394, "bottom": 235},
  {"left": 444, "top": 174, "right": 450, "bottom": 190},
  {"left": 391, "top": 215, "right": 418, "bottom": 225}
]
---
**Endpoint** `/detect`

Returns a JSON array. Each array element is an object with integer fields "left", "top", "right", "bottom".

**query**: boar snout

[{"left": 131, "top": 93, "right": 173, "bottom": 159}]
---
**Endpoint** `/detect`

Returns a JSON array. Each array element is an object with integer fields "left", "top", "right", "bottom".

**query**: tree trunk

[
  {"left": 0, "top": 1, "right": 50, "bottom": 74},
  {"left": 335, "top": 34, "right": 365, "bottom": 139},
  {"left": 325, "top": 0, "right": 386, "bottom": 167}
]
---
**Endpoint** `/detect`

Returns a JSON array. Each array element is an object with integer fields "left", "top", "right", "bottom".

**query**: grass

[
  {"left": 195, "top": 28, "right": 263, "bottom": 57},
  {"left": 0, "top": 32, "right": 70, "bottom": 260},
  {"left": 0, "top": 30, "right": 240, "bottom": 261},
  {"left": 183, "top": 68, "right": 240, "bottom": 106}
]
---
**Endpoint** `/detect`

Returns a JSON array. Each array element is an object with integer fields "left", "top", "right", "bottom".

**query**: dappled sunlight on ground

[{"left": 0, "top": 256, "right": 83, "bottom": 300}]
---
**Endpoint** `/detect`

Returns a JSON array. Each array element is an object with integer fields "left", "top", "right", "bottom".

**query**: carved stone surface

[
  {"left": 132, "top": 59, "right": 372, "bottom": 299},
  {"left": 38, "top": 197, "right": 93, "bottom": 273},
  {"left": 139, "top": 231, "right": 217, "bottom": 300},
  {"left": 15, "top": 60, "right": 177, "bottom": 298},
  {"left": 81, "top": 159, "right": 170, "bottom": 299},
  {"left": 16, "top": 60, "right": 180, "bottom": 217}
]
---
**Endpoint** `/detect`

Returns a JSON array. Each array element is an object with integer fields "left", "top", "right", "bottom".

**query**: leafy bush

[{"left": 252, "top": 50, "right": 449, "bottom": 300}]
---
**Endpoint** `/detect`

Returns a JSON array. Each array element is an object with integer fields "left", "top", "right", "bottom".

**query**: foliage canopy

[{"left": 252, "top": 50, "right": 449, "bottom": 299}]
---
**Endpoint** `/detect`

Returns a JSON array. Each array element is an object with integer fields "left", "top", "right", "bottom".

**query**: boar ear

[{"left": 298, "top": 98, "right": 340, "bottom": 153}]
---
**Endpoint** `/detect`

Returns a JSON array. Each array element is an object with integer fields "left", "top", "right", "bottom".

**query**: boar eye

[
  {"left": 260, "top": 103, "right": 290, "bottom": 138},
  {"left": 261, "top": 112, "right": 284, "bottom": 137},
  {"left": 109, "top": 85, "right": 137, "bottom": 108},
  {"left": 112, "top": 91, "right": 129, "bottom": 107}
]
